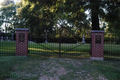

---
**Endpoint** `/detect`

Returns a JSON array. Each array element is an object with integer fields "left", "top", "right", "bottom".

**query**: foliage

[
  {"left": 17, "top": 0, "right": 120, "bottom": 37},
  {"left": 14, "top": 0, "right": 57, "bottom": 37},
  {"left": 15, "top": 0, "right": 90, "bottom": 38},
  {"left": 0, "top": 0, "right": 16, "bottom": 33},
  {"left": 104, "top": 0, "right": 120, "bottom": 39},
  {"left": 1, "top": 0, "right": 120, "bottom": 39}
]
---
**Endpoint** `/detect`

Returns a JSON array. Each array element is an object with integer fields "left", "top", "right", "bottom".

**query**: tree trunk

[{"left": 90, "top": 0, "right": 100, "bottom": 30}]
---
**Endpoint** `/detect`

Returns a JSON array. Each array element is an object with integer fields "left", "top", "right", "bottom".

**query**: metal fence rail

[
  {"left": 104, "top": 38, "right": 120, "bottom": 60},
  {"left": 28, "top": 42, "right": 90, "bottom": 58},
  {"left": 28, "top": 33, "right": 91, "bottom": 58},
  {"left": 0, "top": 32, "right": 120, "bottom": 60},
  {"left": 0, "top": 33, "right": 15, "bottom": 56}
]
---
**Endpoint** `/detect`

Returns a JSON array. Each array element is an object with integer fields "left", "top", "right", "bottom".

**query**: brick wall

[
  {"left": 91, "top": 30, "right": 104, "bottom": 60},
  {"left": 15, "top": 28, "right": 29, "bottom": 56},
  {"left": 91, "top": 33, "right": 104, "bottom": 57}
]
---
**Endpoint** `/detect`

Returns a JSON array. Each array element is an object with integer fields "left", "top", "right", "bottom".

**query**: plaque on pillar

[
  {"left": 19, "top": 33, "right": 25, "bottom": 42},
  {"left": 95, "top": 35, "right": 101, "bottom": 44}
]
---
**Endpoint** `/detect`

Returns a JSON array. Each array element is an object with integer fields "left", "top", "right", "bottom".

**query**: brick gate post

[
  {"left": 15, "top": 28, "right": 29, "bottom": 56},
  {"left": 91, "top": 30, "right": 105, "bottom": 61}
]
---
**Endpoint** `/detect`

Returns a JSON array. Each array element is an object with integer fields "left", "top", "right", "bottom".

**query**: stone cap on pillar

[
  {"left": 90, "top": 30, "right": 105, "bottom": 33},
  {"left": 15, "top": 28, "right": 29, "bottom": 31}
]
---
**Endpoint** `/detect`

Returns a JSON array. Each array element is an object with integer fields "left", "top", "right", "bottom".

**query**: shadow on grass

[
  {"left": 104, "top": 51, "right": 120, "bottom": 60},
  {"left": 28, "top": 52, "right": 90, "bottom": 59},
  {"left": 92, "top": 60, "right": 120, "bottom": 80}
]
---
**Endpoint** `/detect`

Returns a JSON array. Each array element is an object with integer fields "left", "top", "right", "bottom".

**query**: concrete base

[{"left": 91, "top": 57, "right": 104, "bottom": 61}]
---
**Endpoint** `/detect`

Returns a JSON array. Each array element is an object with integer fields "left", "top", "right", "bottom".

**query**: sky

[
  {"left": 0, "top": 0, "right": 21, "bottom": 3},
  {"left": 0, "top": 0, "right": 21, "bottom": 8},
  {"left": 0, "top": 0, "right": 21, "bottom": 32}
]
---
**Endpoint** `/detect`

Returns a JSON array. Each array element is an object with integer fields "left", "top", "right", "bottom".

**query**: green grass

[
  {"left": 0, "top": 56, "right": 26, "bottom": 80},
  {"left": 28, "top": 42, "right": 90, "bottom": 58},
  {"left": 0, "top": 56, "right": 120, "bottom": 80},
  {"left": 0, "top": 41, "right": 120, "bottom": 59},
  {"left": 104, "top": 44, "right": 120, "bottom": 60},
  {"left": 0, "top": 41, "right": 15, "bottom": 56}
]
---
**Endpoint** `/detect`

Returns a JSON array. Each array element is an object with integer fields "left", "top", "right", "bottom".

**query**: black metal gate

[{"left": 28, "top": 28, "right": 91, "bottom": 58}]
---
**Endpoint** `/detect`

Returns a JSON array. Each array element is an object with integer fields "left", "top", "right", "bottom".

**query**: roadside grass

[{"left": 0, "top": 56, "right": 120, "bottom": 80}]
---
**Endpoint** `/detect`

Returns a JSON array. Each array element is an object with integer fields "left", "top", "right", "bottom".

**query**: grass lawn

[
  {"left": 0, "top": 56, "right": 120, "bottom": 80},
  {"left": 104, "top": 44, "right": 120, "bottom": 60},
  {"left": 0, "top": 41, "right": 15, "bottom": 56},
  {"left": 28, "top": 42, "right": 90, "bottom": 58}
]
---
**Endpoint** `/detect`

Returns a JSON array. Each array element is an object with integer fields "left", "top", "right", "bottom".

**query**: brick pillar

[
  {"left": 15, "top": 28, "right": 29, "bottom": 56},
  {"left": 91, "top": 30, "right": 105, "bottom": 61}
]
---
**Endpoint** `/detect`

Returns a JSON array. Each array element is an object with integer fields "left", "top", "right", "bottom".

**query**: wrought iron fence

[
  {"left": 0, "top": 33, "right": 15, "bottom": 56},
  {"left": 0, "top": 32, "right": 120, "bottom": 60},
  {"left": 104, "top": 37, "right": 120, "bottom": 60},
  {"left": 28, "top": 33, "right": 91, "bottom": 58}
]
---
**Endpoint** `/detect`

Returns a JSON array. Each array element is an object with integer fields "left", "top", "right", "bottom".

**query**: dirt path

[{"left": 9, "top": 58, "right": 107, "bottom": 80}]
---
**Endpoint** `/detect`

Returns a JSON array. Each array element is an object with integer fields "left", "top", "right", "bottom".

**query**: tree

[
  {"left": 15, "top": 0, "right": 57, "bottom": 37},
  {"left": 16, "top": 0, "right": 120, "bottom": 35},
  {"left": 90, "top": 0, "right": 100, "bottom": 30},
  {"left": 104, "top": 0, "right": 120, "bottom": 39},
  {"left": 0, "top": 0, "right": 16, "bottom": 33}
]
